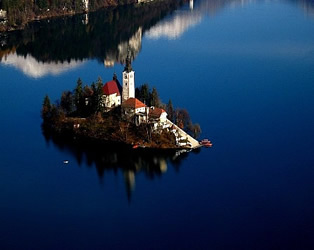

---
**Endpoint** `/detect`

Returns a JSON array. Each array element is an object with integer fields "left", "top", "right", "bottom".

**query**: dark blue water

[{"left": 1, "top": 0, "right": 314, "bottom": 249}]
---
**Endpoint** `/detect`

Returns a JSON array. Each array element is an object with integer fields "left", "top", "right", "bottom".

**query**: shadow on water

[{"left": 42, "top": 125, "right": 201, "bottom": 202}]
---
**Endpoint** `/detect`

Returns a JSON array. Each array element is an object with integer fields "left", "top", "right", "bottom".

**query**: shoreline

[
  {"left": 0, "top": 0, "right": 171, "bottom": 33},
  {"left": 0, "top": 1, "right": 129, "bottom": 32},
  {"left": 42, "top": 121, "right": 190, "bottom": 151}
]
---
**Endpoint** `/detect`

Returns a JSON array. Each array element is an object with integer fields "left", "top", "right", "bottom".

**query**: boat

[{"left": 200, "top": 139, "right": 213, "bottom": 147}]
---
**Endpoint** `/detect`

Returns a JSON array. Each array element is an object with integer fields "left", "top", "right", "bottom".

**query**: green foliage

[
  {"left": 135, "top": 84, "right": 161, "bottom": 107},
  {"left": 175, "top": 109, "right": 190, "bottom": 129},
  {"left": 41, "top": 94, "right": 64, "bottom": 124},
  {"left": 150, "top": 87, "right": 160, "bottom": 108},
  {"left": 1, "top": 0, "right": 92, "bottom": 25},
  {"left": 60, "top": 91, "right": 74, "bottom": 115},
  {"left": 90, "top": 77, "right": 104, "bottom": 114},
  {"left": 41, "top": 74, "right": 201, "bottom": 146},
  {"left": 188, "top": 123, "right": 201, "bottom": 138},
  {"left": 135, "top": 83, "right": 150, "bottom": 105},
  {"left": 166, "top": 99, "right": 174, "bottom": 122},
  {"left": 136, "top": 84, "right": 201, "bottom": 137},
  {"left": 95, "top": 77, "right": 104, "bottom": 113},
  {"left": 37, "top": 0, "right": 48, "bottom": 9},
  {"left": 41, "top": 94, "right": 52, "bottom": 120},
  {"left": 74, "top": 78, "right": 84, "bottom": 115}
]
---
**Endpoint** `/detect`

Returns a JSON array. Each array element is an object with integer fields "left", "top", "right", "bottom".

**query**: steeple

[
  {"left": 124, "top": 50, "right": 133, "bottom": 73},
  {"left": 122, "top": 50, "right": 135, "bottom": 102},
  {"left": 113, "top": 72, "right": 117, "bottom": 81}
]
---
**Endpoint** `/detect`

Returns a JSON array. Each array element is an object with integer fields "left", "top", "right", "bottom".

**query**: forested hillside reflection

[
  {"left": 2, "top": 0, "right": 313, "bottom": 72},
  {"left": 43, "top": 127, "right": 199, "bottom": 202},
  {"left": 0, "top": 0, "right": 183, "bottom": 65}
]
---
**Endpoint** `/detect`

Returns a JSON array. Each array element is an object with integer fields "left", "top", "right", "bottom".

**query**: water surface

[{"left": 1, "top": 0, "right": 314, "bottom": 249}]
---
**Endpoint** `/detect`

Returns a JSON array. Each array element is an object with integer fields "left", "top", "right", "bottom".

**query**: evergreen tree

[
  {"left": 135, "top": 83, "right": 150, "bottom": 105},
  {"left": 95, "top": 77, "right": 104, "bottom": 113},
  {"left": 166, "top": 99, "right": 174, "bottom": 122},
  {"left": 140, "top": 83, "right": 150, "bottom": 105},
  {"left": 150, "top": 87, "right": 160, "bottom": 107},
  {"left": 74, "top": 78, "right": 84, "bottom": 115},
  {"left": 41, "top": 95, "right": 52, "bottom": 120},
  {"left": 60, "top": 91, "right": 74, "bottom": 115},
  {"left": 90, "top": 77, "right": 103, "bottom": 114}
]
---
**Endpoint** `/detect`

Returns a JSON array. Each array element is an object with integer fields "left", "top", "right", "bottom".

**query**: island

[{"left": 41, "top": 54, "right": 206, "bottom": 149}]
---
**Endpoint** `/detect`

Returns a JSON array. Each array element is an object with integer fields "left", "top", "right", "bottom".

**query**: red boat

[{"left": 200, "top": 139, "right": 213, "bottom": 147}]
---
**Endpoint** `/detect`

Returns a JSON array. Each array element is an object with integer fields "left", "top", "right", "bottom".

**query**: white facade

[
  {"left": 159, "top": 112, "right": 167, "bottom": 122},
  {"left": 123, "top": 106, "right": 145, "bottom": 117},
  {"left": 102, "top": 93, "right": 121, "bottom": 108},
  {"left": 122, "top": 71, "right": 135, "bottom": 102},
  {"left": 0, "top": 9, "right": 7, "bottom": 19},
  {"left": 135, "top": 106, "right": 145, "bottom": 113},
  {"left": 82, "top": 0, "right": 89, "bottom": 11}
]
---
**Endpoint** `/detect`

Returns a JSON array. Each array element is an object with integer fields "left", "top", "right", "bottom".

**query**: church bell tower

[{"left": 122, "top": 53, "right": 135, "bottom": 102}]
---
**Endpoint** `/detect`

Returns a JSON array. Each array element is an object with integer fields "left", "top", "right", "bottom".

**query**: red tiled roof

[
  {"left": 103, "top": 80, "right": 121, "bottom": 96},
  {"left": 149, "top": 108, "right": 166, "bottom": 118},
  {"left": 122, "top": 98, "right": 146, "bottom": 109}
]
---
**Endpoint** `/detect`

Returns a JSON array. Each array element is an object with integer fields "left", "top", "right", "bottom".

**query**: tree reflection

[
  {"left": 42, "top": 125, "right": 200, "bottom": 202},
  {"left": 2, "top": 0, "right": 313, "bottom": 77},
  {"left": 0, "top": 0, "right": 184, "bottom": 64}
]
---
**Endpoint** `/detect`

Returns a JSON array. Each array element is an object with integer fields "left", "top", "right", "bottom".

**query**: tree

[
  {"left": 150, "top": 87, "right": 160, "bottom": 107},
  {"left": 166, "top": 99, "right": 174, "bottom": 122},
  {"left": 41, "top": 94, "right": 52, "bottom": 120},
  {"left": 136, "top": 83, "right": 150, "bottom": 105},
  {"left": 60, "top": 90, "right": 74, "bottom": 115},
  {"left": 37, "top": 0, "right": 48, "bottom": 9},
  {"left": 95, "top": 77, "right": 104, "bottom": 113},
  {"left": 90, "top": 77, "right": 103, "bottom": 114},
  {"left": 176, "top": 109, "right": 190, "bottom": 129},
  {"left": 188, "top": 123, "right": 201, "bottom": 138},
  {"left": 74, "top": 78, "right": 84, "bottom": 115},
  {"left": 140, "top": 83, "right": 150, "bottom": 105}
]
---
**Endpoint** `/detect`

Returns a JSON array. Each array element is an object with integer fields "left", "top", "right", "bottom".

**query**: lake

[{"left": 1, "top": 0, "right": 314, "bottom": 249}]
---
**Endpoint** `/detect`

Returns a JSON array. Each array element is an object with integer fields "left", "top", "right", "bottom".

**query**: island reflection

[
  {"left": 0, "top": 0, "right": 185, "bottom": 77},
  {"left": 42, "top": 127, "right": 200, "bottom": 202},
  {"left": 1, "top": 0, "right": 313, "bottom": 78}
]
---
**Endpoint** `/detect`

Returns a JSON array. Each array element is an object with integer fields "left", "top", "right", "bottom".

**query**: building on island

[
  {"left": 149, "top": 107, "right": 167, "bottom": 123},
  {"left": 102, "top": 74, "right": 122, "bottom": 109},
  {"left": 82, "top": 0, "right": 89, "bottom": 11},
  {"left": 102, "top": 54, "right": 199, "bottom": 149},
  {"left": 148, "top": 107, "right": 171, "bottom": 130},
  {"left": 122, "top": 53, "right": 135, "bottom": 102},
  {"left": 121, "top": 97, "right": 148, "bottom": 125}
]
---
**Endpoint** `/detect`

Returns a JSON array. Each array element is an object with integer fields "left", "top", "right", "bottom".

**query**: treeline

[
  {"left": 42, "top": 77, "right": 107, "bottom": 123},
  {"left": 136, "top": 84, "right": 201, "bottom": 138},
  {"left": 0, "top": 0, "right": 135, "bottom": 26},
  {"left": 1, "top": 0, "right": 183, "bottom": 63},
  {"left": 42, "top": 78, "right": 201, "bottom": 139}
]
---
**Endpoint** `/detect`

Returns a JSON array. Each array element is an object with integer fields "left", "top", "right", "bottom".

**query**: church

[
  {"left": 101, "top": 53, "right": 135, "bottom": 110},
  {"left": 101, "top": 53, "right": 170, "bottom": 129}
]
